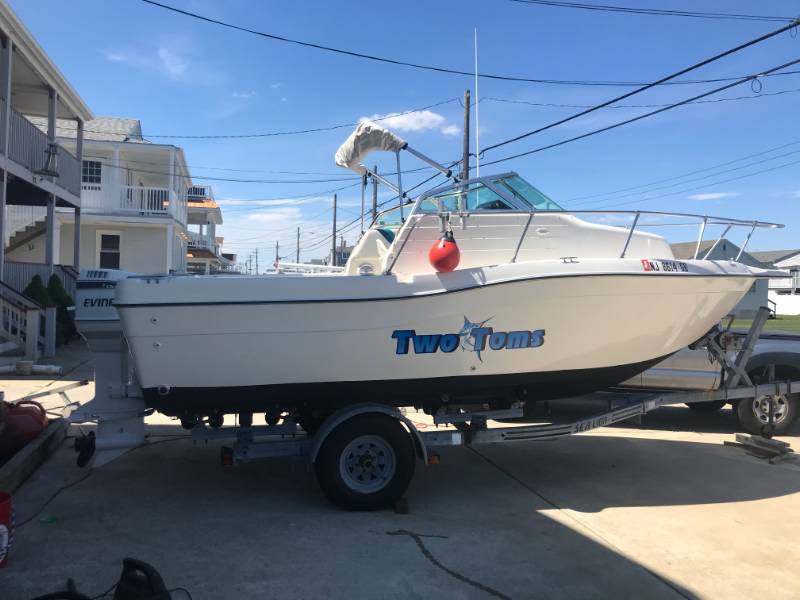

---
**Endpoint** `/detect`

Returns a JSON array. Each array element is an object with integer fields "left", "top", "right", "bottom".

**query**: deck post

[
  {"left": 0, "top": 36, "right": 13, "bottom": 283},
  {"left": 24, "top": 308, "right": 39, "bottom": 361},
  {"left": 73, "top": 119, "right": 83, "bottom": 270}
]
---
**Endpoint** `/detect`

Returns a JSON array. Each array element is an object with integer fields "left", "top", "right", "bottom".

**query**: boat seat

[{"left": 344, "top": 228, "right": 393, "bottom": 275}]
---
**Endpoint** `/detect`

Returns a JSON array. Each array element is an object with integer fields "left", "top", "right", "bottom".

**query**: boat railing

[{"left": 384, "top": 208, "right": 782, "bottom": 274}]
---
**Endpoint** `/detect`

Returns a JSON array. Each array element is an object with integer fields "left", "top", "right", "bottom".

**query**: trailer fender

[{"left": 308, "top": 403, "right": 428, "bottom": 465}]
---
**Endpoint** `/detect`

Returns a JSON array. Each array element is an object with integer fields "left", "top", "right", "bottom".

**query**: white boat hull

[{"left": 113, "top": 259, "right": 758, "bottom": 415}]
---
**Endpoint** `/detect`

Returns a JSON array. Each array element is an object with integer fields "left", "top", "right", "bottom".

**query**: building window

[
  {"left": 82, "top": 160, "right": 102, "bottom": 184},
  {"left": 98, "top": 233, "right": 120, "bottom": 269}
]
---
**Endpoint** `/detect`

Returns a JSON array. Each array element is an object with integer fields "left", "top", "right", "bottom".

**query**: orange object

[
  {"left": 0, "top": 400, "right": 48, "bottom": 460},
  {"left": 428, "top": 230, "right": 460, "bottom": 273}
]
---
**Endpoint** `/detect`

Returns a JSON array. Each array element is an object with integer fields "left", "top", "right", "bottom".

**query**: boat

[{"left": 93, "top": 122, "right": 781, "bottom": 427}]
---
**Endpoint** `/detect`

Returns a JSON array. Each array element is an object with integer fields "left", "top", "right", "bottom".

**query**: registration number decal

[{"left": 641, "top": 259, "right": 688, "bottom": 273}]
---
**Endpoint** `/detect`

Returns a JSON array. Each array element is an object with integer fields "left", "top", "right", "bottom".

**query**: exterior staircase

[{"left": 6, "top": 218, "right": 45, "bottom": 254}]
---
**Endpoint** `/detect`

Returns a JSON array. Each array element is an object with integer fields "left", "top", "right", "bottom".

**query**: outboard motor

[{"left": 70, "top": 269, "right": 147, "bottom": 467}]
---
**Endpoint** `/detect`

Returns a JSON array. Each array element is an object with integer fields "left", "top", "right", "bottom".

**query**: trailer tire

[
  {"left": 314, "top": 414, "right": 415, "bottom": 511},
  {"left": 687, "top": 400, "right": 727, "bottom": 412},
  {"left": 734, "top": 364, "right": 800, "bottom": 435}
]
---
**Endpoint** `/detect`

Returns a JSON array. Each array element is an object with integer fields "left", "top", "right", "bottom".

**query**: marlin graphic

[{"left": 457, "top": 315, "right": 493, "bottom": 362}]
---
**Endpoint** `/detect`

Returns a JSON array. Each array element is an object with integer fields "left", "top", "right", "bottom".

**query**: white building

[
  {"left": 0, "top": 0, "right": 92, "bottom": 357},
  {"left": 750, "top": 249, "right": 800, "bottom": 316},
  {"left": 185, "top": 185, "right": 234, "bottom": 274},
  {"left": 9, "top": 115, "right": 191, "bottom": 275}
]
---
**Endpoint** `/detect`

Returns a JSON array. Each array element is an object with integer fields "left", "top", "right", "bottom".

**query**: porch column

[
  {"left": 0, "top": 36, "right": 12, "bottom": 283},
  {"left": 73, "top": 119, "right": 83, "bottom": 269},
  {"left": 45, "top": 87, "right": 58, "bottom": 277}
]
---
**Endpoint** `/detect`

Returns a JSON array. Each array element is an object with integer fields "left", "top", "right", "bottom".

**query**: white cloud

[
  {"left": 157, "top": 47, "right": 189, "bottom": 81},
  {"left": 364, "top": 110, "right": 446, "bottom": 132},
  {"left": 441, "top": 124, "right": 461, "bottom": 136},
  {"left": 270, "top": 82, "right": 282, "bottom": 89},
  {"left": 104, "top": 51, "right": 127, "bottom": 63},
  {"left": 686, "top": 192, "right": 740, "bottom": 201},
  {"left": 232, "top": 90, "right": 257, "bottom": 99}
]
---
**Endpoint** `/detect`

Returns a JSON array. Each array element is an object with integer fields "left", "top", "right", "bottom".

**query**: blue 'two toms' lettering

[{"left": 393, "top": 325, "right": 546, "bottom": 355}]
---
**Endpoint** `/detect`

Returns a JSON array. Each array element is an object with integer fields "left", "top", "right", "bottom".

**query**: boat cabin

[{"left": 344, "top": 172, "right": 672, "bottom": 276}]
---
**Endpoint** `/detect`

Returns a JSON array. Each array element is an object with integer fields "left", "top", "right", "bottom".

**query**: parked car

[{"left": 624, "top": 333, "right": 800, "bottom": 434}]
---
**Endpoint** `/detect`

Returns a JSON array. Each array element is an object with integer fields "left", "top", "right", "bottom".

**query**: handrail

[
  {"left": 385, "top": 205, "right": 783, "bottom": 271},
  {"left": 0, "top": 279, "right": 45, "bottom": 311}
]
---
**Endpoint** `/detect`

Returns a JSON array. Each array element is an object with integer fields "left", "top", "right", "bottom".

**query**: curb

[{"left": 0, "top": 419, "right": 67, "bottom": 492}]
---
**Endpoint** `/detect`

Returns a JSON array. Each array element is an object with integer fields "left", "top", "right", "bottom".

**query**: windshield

[
  {"left": 494, "top": 175, "right": 563, "bottom": 211},
  {"left": 372, "top": 205, "right": 406, "bottom": 229},
  {"left": 418, "top": 182, "right": 513, "bottom": 212}
]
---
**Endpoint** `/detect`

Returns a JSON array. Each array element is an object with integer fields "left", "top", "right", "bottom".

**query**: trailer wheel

[
  {"left": 314, "top": 414, "right": 415, "bottom": 511},
  {"left": 735, "top": 365, "right": 800, "bottom": 435},
  {"left": 687, "top": 400, "right": 727, "bottom": 412}
]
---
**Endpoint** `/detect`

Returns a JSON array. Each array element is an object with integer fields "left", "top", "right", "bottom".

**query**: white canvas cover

[{"left": 335, "top": 121, "right": 406, "bottom": 175}]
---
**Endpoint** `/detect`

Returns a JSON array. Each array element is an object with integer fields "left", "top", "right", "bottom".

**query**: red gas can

[
  {"left": 0, "top": 491, "right": 12, "bottom": 567},
  {"left": 0, "top": 400, "right": 48, "bottom": 460}
]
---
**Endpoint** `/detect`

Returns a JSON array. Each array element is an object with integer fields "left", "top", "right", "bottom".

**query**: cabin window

[
  {"left": 82, "top": 160, "right": 102, "bottom": 184},
  {"left": 494, "top": 176, "right": 562, "bottom": 211},
  {"left": 420, "top": 183, "right": 512, "bottom": 212},
  {"left": 98, "top": 232, "right": 121, "bottom": 269}
]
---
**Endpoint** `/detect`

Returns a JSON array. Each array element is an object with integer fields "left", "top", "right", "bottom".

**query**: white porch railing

[
  {"left": 0, "top": 280, "right": 56, "bottom": 360},
  {"left": 3, "top": 261, "right": 78, "bottom": 300},
  {"left": 81, "top": 183, "right": 187, "bottom": 223},
  {"left": 188, "top": 231, "right": 216, "bottom": 250},
  {"left": 121, "top": 185, "right": 170, "bottom": 214},
  {"left": 0, "top": 97, "right": 81, "bottom": 197}
]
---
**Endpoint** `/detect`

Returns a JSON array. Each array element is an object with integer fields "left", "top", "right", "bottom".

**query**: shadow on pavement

[{"left": 0, "top": 424, "right": 719, "bottom": 600}]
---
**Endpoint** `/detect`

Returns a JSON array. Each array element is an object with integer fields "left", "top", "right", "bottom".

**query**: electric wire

[
  {"left": 63, "top": 98, "right": 459, "bottom": 140},
  {"left": 479, "top": 57, "right": 800, "bottom": 168},
  {"left": 507, "top": 0, "right": 796, "bottom": 22},
  {"left": 137, "top": 0, "right": 800, "bottom": 88},
  {"left": 480, "top": 19, "right": 800, "bottom": 154},
  {"left": 482, "top": 86, "right": 800, "bottom": 110},
  {"left": 566, "top": 140, "right": 800, "bottom": 205}
]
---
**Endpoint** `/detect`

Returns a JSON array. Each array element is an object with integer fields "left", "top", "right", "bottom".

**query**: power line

[
  {"left": 56, "top": 98, "right": 458, "bottom": 140},
  {"left": 565, "top": 140, "right": 800, "bottom": 204},
  {"left": 137, "top": 0, "right": 800, "bottom": 88},
  {"left": 482, "top": 86, "right": 800, "bottom": 110},
  {"left": 598, "top": 158, "right": 800, "bottom": 209},
  {"left": 572, "top": 148, "right": 800, "bottom": 208},
  {"left": 507, "top": 0, "right": 795, "bottom": 23},
  {"left": 479, "top": 58, "right": 800, "bottom": 168},
  {"left": 480, "top": 19, "right": 800, "bottom": 155}
]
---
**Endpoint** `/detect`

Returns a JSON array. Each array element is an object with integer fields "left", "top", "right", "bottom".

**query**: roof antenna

[{"left": 474, "top": 27, "right": 480, "bottom": 178}]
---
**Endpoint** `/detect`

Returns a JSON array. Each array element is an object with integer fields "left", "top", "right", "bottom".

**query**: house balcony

[
  {"left": 0, "top": 96, "right": 81, "bottom": 198},
  {"left": 80, "top": 183, "right": 187, "bottom": 223},
  {"left": 188, "top": 231, "right": 218, "bottom": 252}
]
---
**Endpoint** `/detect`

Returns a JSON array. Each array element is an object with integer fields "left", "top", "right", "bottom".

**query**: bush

[
  {"left": 23, "top": 274, "right": 52, "bottom": 307},
  {"left": 48, "top": 274, "right": 77, "bottom": 344}
]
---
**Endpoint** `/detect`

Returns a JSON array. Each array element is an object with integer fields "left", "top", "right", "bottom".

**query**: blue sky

[{"left": 11, "top": 0, "right": 800, "bottom": 261}]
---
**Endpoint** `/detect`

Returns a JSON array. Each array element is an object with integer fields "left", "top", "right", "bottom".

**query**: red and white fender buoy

[{"left": 429, "top": 230, "right": 460, "bottom": 273}]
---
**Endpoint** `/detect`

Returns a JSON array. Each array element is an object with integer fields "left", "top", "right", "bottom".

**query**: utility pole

[
  {"left": 371, "top": 165, "right": 378, "bottom": 221},
  {"left": 340, "top": 235, "right": 345, "bottom": 264},
  {"left": 255, "top": 248, "right": 259, "bottom": 275},
  {"left": 331, "top": 193, "right": 337, "bottom": 266},
  {"left": 275, "top": 240, "right": 279, "bottom": 265},
  {"left": 296, "top": 226, "right": 300, "bottom": 263},
  {"left": 461, "top": 89, "right": 471, "bottom": 180}
]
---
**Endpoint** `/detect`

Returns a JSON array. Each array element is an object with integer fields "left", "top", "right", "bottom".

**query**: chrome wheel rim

[
  {"left": 752, "top": 394, "right": 788, "bottom": 425},
  {"left": 339, "top": 435, "right": 396, "bottom": 493}
]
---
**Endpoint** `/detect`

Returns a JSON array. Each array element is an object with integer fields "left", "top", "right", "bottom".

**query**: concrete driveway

[{"left": 1, "top": 345, "right": 799, "bottom": 599}]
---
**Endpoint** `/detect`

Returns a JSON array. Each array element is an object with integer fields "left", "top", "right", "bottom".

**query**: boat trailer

[{"left": 65, "top": 306, "right": 798, "bottom": 510}]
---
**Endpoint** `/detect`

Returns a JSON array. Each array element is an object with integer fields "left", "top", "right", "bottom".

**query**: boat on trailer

[
  {"left": 106, "top": 122, "right": 781, "bottom": 425},
  {"left": 68, "top": 121, "right": 793, "bottom": 509}
]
